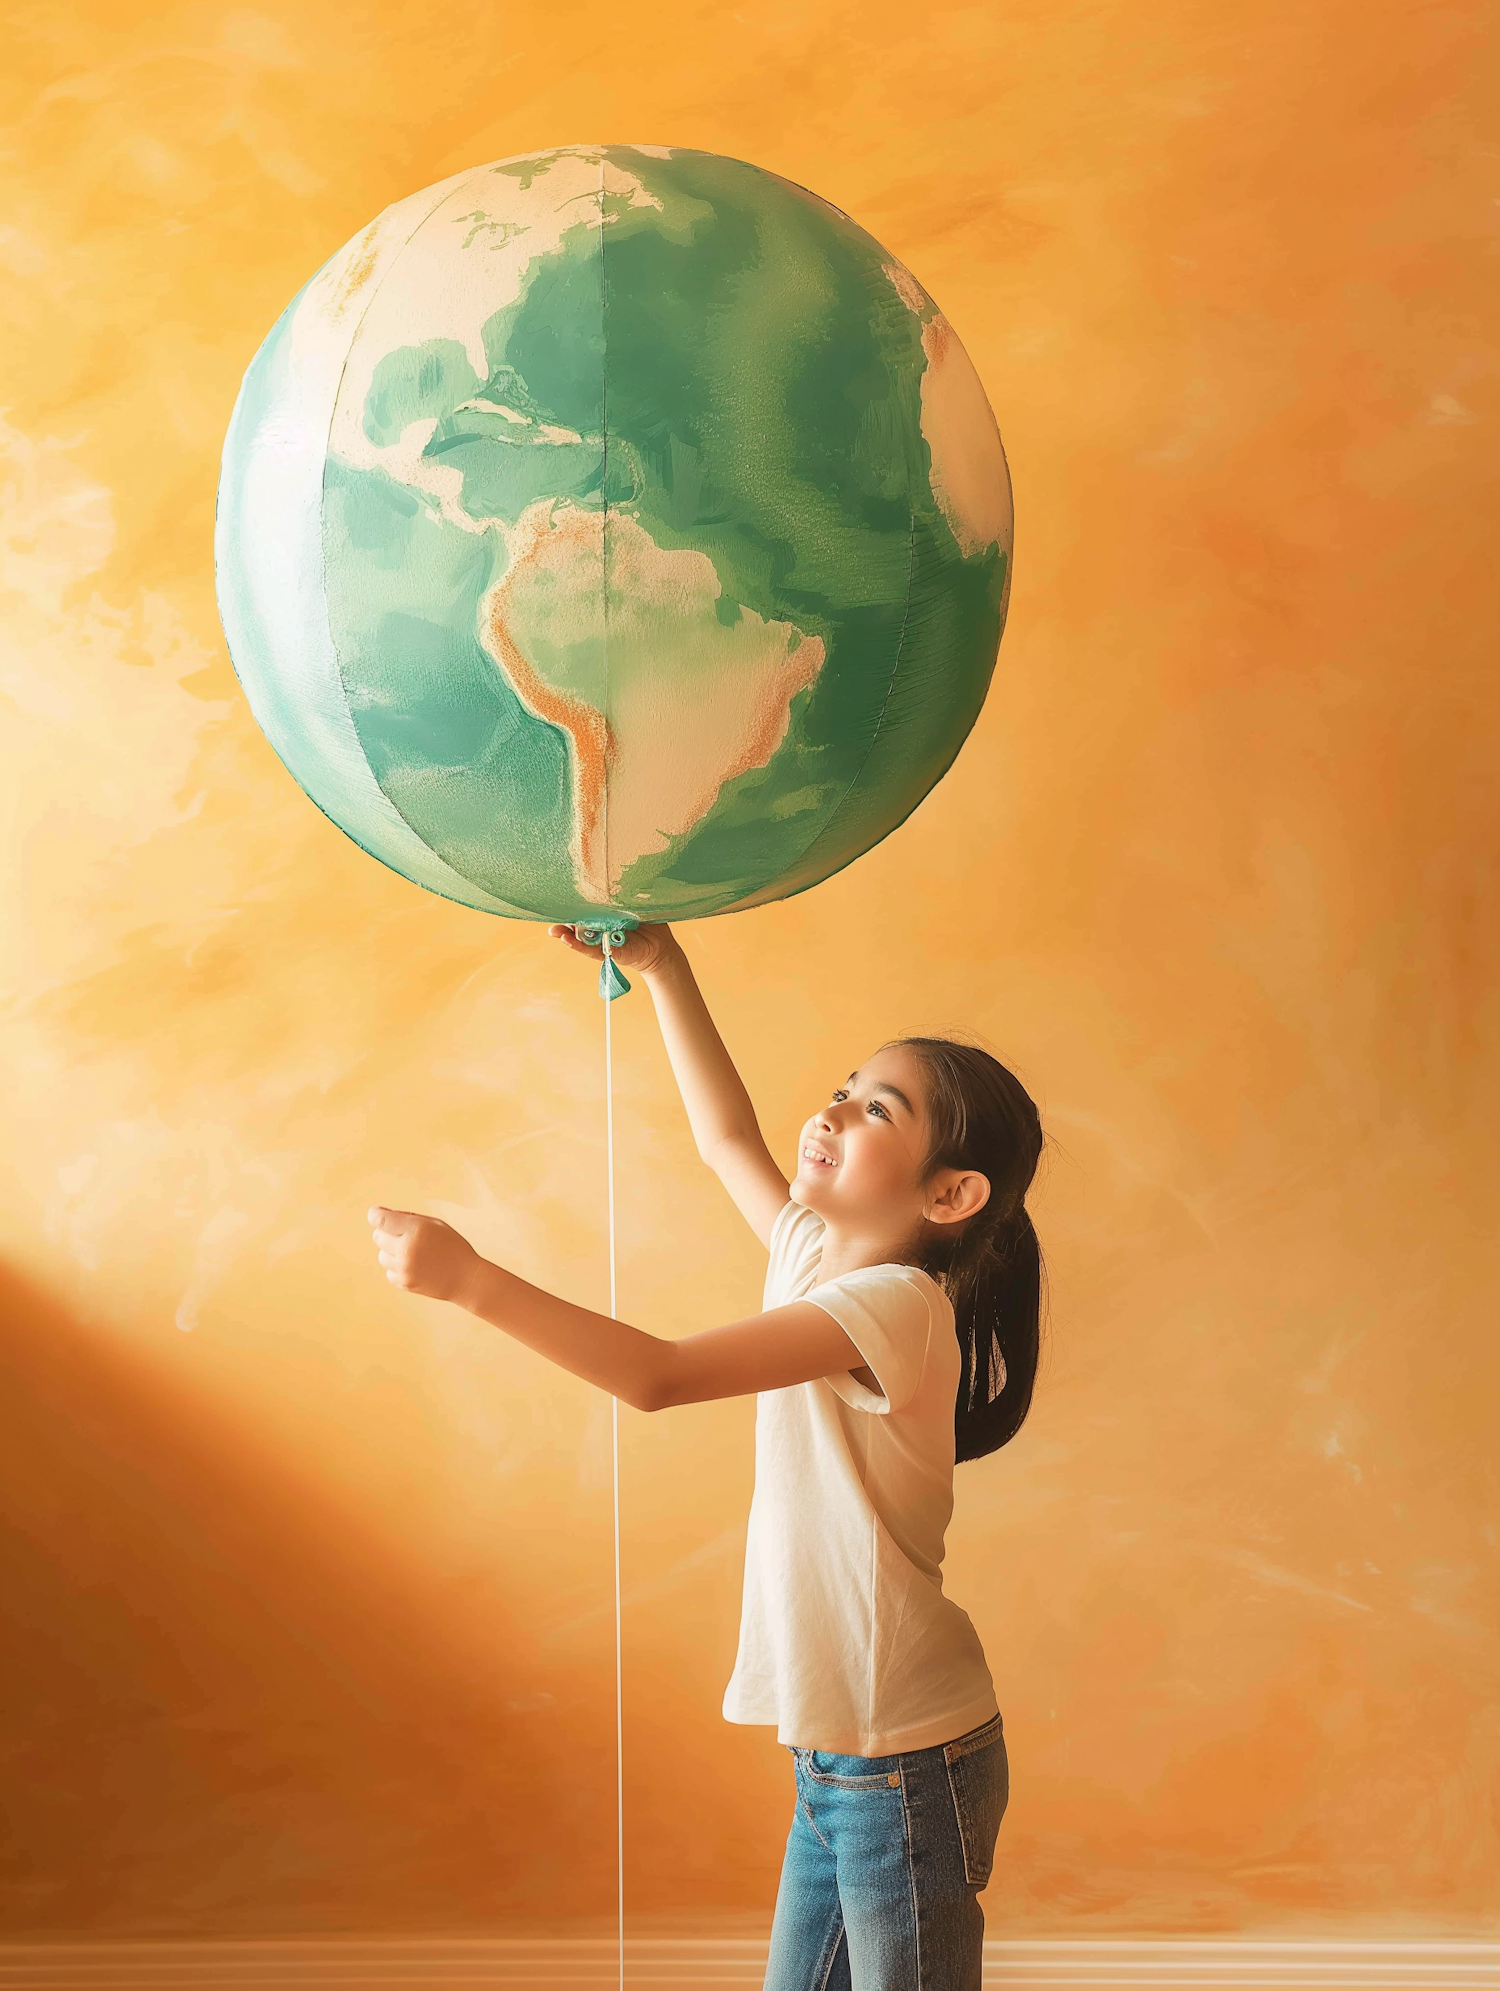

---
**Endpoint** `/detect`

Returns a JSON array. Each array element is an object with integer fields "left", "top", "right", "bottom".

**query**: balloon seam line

[{"left": 320, "top": 161, "right": 524, "bottom": 918}]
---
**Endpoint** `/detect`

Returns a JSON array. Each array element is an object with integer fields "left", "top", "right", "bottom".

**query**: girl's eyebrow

[{"left": 846, "top": 1072, "right": 914, "bottom": 1116}]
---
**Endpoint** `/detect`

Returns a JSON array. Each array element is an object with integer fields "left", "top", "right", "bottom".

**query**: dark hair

[{"left": 896, "top": 1037, "right": 1045, "bottom": 1463}]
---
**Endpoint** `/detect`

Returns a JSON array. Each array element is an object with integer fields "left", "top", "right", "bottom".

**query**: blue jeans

[{"left": 763, "top": 1712, "right": 1008, "bottom": 1991}]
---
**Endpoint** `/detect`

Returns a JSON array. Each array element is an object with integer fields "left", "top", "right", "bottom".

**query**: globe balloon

[{"left": 216, "top": 145, "right": 1012, "bottom": 927}]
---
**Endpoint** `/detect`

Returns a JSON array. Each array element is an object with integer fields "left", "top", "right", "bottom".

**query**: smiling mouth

[{"left": 801, "top": 1145, "right": 837, "bottom": 1168}]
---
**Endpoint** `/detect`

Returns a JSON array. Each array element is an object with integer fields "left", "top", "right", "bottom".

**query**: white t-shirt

[{"left": 721, "top": 1201, "right": 998, "bottom": 1756}]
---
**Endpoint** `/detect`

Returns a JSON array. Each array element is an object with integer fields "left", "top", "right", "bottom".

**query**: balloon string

[{"left": 603, "top": 934, "right": 624, "bottom": 1991}]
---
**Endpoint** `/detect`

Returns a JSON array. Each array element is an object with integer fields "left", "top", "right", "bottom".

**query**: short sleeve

[
  {"left": 762, "top": 1201, "right": 827, "bottom": 1311},
  {"left": 804, "top": 1266, "right": 936, "bottom": 1415}
]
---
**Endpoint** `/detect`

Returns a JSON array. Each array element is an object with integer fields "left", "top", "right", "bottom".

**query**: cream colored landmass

[
  {"left": 883, "top": 261, "right": 1012, "bottom": 560},
  {"left": 481, "top": 505, "right": 825, "bottom": 900},
  {"left": 918, "top": 315, "right": 1012, "bottom": 557},
  {"left": 882, "top": 258, "right": 930, "bottom": 320},
  {"left": 293, "top": 164, "right": 478, "bottom": 366}
]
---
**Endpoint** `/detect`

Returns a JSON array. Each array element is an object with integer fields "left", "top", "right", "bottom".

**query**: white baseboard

[{"left": 0, "top": 1938, "right": 1496, "bottom": 1990}]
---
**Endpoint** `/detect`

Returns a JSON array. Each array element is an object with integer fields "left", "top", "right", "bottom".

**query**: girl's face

[{"left": 790, "top": 1044, "right": 937, "bottom": 1235}]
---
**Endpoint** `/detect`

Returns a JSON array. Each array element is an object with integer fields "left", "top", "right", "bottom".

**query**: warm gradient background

[{"left": 1, "top": 0, "right": 1495, "bottom": 1947}]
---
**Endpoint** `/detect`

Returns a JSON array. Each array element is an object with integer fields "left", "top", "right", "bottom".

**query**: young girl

[{"left": 369, "top": 924, "right": 1044, "bottom": 1991}]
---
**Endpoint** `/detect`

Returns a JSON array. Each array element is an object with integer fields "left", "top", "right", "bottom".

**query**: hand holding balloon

[
  {"left": 368, "top": 1207, "right": 482, "bottom": 1306},
  {"left": 547, "top": 922, "right": 681, "bottom": 979}
]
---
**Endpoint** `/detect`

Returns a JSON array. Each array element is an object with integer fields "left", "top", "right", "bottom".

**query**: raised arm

[
  {"left": 369, "top": 1207, "right": 860, "bottom": 1410},
  {"left": 549, "top": 923, "right": 789, "bottom": 1245}
]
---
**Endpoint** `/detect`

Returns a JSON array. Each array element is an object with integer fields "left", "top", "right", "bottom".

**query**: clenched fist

[{"left": 368, "top": 1206, "right": 482, "bottom": 1306}]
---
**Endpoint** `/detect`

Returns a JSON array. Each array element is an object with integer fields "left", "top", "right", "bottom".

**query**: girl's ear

[{"left": 925, "top": 1168, "right": 991, "bottom": 1227}]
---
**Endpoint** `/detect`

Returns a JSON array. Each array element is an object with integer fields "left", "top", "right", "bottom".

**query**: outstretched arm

[
  {"left": 369, "top": 1207, "right": 858, "bottom": 1410},
  {"left": 549, "top": 924, "right": 790, "bottom": 1245}
]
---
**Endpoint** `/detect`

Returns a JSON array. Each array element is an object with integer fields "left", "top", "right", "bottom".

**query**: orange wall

[{"left": 2, "top": 0, "right": 1495, "bottom": 1943}]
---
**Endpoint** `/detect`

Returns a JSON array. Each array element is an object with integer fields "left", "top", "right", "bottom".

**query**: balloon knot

[{"left": 573, "top": 922, "right": 633, "bottom": 1002}]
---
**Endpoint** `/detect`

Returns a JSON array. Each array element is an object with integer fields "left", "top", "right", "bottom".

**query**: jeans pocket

[
  {"left": 944, "top": 1725, "right": 1009, "bottom": 1887},
  {"left": 800, "top": 1749, "right": 903, "bottom": 1790}
]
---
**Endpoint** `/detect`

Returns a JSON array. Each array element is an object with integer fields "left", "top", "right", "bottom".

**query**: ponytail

[{"left": 895, "top": 1038, "right": 1045, "bottom": 1463}]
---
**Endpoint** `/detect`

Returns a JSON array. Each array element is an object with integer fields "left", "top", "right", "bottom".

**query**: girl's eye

[
  {"left": 830, "top": 1088, "right": 848, "bottom": 1103},
  {"left": 867, "top": 1100, "right": 889, "bottom": 1121}
]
